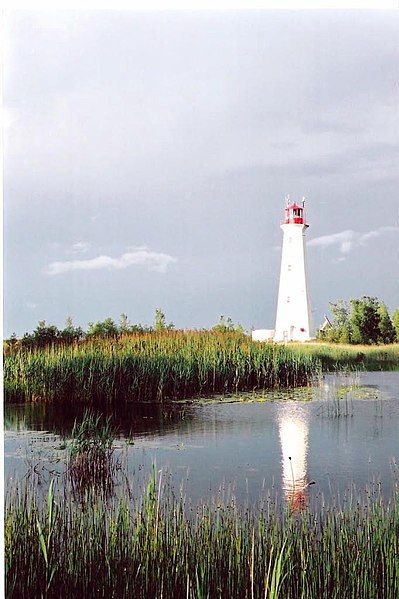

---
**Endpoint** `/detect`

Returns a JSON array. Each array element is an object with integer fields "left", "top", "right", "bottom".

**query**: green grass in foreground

[
  {"left": 5, "top": 474, "right": 399, "bottom": 599},
  {"left": 4, "top": 332, "right": 399, "bottom": 405}
]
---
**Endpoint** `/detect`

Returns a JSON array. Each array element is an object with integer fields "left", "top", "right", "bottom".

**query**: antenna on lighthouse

[
  {"left": 302, "top": 196, "right": 306, "bottom": 207},
  {"left": 285, "top": 194, "right": 290, "bottom": 207}
]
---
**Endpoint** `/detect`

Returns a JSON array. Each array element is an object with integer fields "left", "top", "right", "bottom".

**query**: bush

[{"left": 318, "top": 297, "right": 397, "bottom": 345}]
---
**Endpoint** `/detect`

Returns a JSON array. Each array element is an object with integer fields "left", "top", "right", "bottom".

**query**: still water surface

[{"left": 4, "top": 371, "right": 399, "bottom": 507}]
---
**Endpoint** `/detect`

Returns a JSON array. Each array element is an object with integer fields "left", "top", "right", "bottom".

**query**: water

[{"left": 4, "top": 371, "right": 399, "bottom": 507}]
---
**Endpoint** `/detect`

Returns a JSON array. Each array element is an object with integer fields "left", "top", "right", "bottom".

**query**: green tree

[
  {"left": 212, "top": 315, "right": 233, "bottom": 333},
  {"left": 212, "top": 315, "right": 244, "bottom": 334},
  {"left": 102, "top": 318, "right": 118, "bottom": 336},
  {"left": 392, "top": 309, "right": 399, "bottom": 342},
  {"left": 20, "top": 332, "right": 35, "bottom": 349},
  {"left": 87, "top": 318, "right": 118, "bottom": 338},
  {"left": 60, "top": 317, "right": 84, "bottom": 344},
  {"left": 317, "top": 300, "right": 352, "bottom": 343},
  {"left": 338, "top": 325, "right": 351, "bottom": 344},
  {"left": 154, "top": 308, "right": 166, "bottom": 331},
  {"left": 119, "top": 313, "right": 130, "bottom": 334},
  {"left": 330, "top": 300, "right": 350, "bottom": 328},
  {"left": 378, "top": 303, "right": 396, "bottom": 344},
  {"left": 154, "top": 308, "right": 174, "bottom": 332},
  {"left": 34, "top": 321, "right": 61, "bottom": 347},
  {"left": 349, "top": 297, "right": 381, "bottom": 344},
  {"left": 319, "top": 297, "right": 397, "bottom": 345},
  {"left": 118, "top": 313, "right": 152, "bottom": 334},
  {"left": 20, "top": 321, "right": 61, "bottom": 349}
]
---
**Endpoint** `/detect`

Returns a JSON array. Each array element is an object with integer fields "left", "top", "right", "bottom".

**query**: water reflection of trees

[{"left": 4, "top": 402, "right": 194, "bottom": 439}]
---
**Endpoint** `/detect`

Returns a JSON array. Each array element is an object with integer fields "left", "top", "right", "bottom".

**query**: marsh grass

[
  {"left": 4, "top": 331, "right": 322, "bottom": 405},
  {"left": 67, "top": 410, "right": 120, "bottom": 498},
  {"left": 295, "top": 342, "right": 399, "bottom": 372},
  {"left": 315, "top": 371, "right": 390, "bottom": 419},
  {"left": 4, "top": 334, "right": 398, "bottom": 406},
  {"left": 5, "top": 472, "right": 399, "bottom": 599},
  {"left": 324, "top": 381, "right": 356, "bottom": 419}
]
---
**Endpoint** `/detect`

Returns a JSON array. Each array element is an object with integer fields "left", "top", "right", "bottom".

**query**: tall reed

[
  {"left": 5, "top": 474, "right": 399, "bottom": 598},
  {"left": 67, "top": 410, "right": 119, "bottom": 498},
  {"left": 4, "top": 331, "right": 321, "bottom": 404}
]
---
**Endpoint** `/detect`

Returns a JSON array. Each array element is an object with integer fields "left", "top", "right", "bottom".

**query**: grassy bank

[
  {"left": 5, "top": 476, "right": 399, "bottom": 599},
  {"left": 4, "top": 332, "right": 399, "bottom": 404},
  {"left": 294, "top": 341, "right": 399, "bottom": 371}
]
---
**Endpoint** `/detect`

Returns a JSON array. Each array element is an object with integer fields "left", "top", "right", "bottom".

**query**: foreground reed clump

[
  {"left": 4, "top": 331, "right": 321, "bottom": 404},
  {"left": 67, "top": 410, "right": 119, "bottom": 497},
  {"left": 5, "top": 474, "right": 399, "bottom": 599}
]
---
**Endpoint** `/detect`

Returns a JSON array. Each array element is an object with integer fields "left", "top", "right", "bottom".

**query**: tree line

[
  {"left": 6, "top": 297, "right": 398, "bottom": 351},
  {"left": 5, "top": 311, "right": 246, "bottom": 351},
  {"left": 6, "top": 309, "right": 174, "bottom": 350},
  {"left": 318, "top": 296, "right": 399, "bottom": 345}
]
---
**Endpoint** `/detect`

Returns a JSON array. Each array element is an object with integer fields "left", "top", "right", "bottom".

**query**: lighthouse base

[
  {"left": 274, "top": 328, "right": 311, "bottom": 342},
  {"left": 251, "top": 329, "right": 275, "bottom": 342},
  {"left": 252, "top": 328, "right": 314, "bottom": 343}
]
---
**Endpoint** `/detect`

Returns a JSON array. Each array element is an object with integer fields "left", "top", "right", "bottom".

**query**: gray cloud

[{"left": 44, "top": 247, "right": 177, "bottom": 276}]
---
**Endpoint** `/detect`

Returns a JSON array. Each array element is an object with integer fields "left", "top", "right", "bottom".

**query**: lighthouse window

[
  {"left": 288, "top": 264, "right": 292, "bottom": 271},
  {"left": 287, "top": 297, "right": 290, "bottom": 303}
]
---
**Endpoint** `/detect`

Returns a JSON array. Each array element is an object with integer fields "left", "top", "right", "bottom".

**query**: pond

[{"left": 4, "top": 371, "right": 399, "bottom": 508}]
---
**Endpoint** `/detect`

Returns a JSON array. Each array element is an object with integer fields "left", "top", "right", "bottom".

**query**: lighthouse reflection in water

[{"left": 278, "top": 405, "right": 310, "bottom": 510}]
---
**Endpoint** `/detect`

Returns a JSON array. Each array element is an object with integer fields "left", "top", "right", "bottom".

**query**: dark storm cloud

[{"left": 4, "top": 10, "right": 399, "bottom": 336}]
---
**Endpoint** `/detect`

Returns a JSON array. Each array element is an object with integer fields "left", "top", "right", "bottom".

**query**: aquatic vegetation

[
  {"left": 315, "top": 371, "right": 391, "bottom": 419},
  {"left": 4, "top": 333, "right": 398, "bottom": 405},
  {"left": 66, "top": 410, "right": 119, "bottom": 497},
  {"left": 4, "top": 331, "right": 321, "bottom": 404},
  {"left": 5, "top": 473, "right": 399, "bottom": 598}
]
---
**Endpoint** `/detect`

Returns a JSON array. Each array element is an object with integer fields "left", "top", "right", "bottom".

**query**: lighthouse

[{"left": 274, "top": 199, "right": 312, "bottom": 342}]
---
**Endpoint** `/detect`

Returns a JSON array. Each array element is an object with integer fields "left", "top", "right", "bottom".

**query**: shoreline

[{"left": 4, "top": 333, "right": 399, "bottom": 405}]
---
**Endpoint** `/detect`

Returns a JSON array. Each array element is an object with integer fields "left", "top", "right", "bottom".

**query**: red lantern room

[{"left": 283, "top": 201, "right": 308, "bottom": 226}]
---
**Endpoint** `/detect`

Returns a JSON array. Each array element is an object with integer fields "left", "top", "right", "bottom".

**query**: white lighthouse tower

[{"left": 274, "top": 199, "right": 312, "bottom": 342}]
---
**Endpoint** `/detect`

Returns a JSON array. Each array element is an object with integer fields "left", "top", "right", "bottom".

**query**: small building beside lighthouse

[{"left": 252, "top": 198, "right": 312, "bottom": 343}]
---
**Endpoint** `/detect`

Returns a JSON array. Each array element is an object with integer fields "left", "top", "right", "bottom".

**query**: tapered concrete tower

[{"left": 274, "top": 199, "right": 312, "bottom": 342}]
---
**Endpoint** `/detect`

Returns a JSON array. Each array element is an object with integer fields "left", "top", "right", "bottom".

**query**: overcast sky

[{"left": 4, "top": 10, "right": 399, "bottom": 337}]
